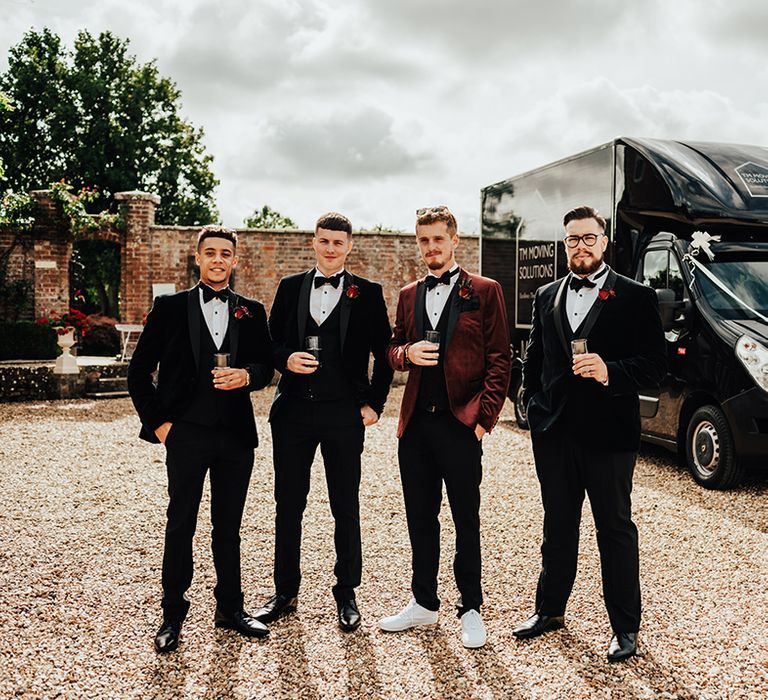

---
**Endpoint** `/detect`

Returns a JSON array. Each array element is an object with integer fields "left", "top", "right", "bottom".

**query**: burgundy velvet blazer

[{"left": 388, "top": 267, "right": 511, "bottom": 438}]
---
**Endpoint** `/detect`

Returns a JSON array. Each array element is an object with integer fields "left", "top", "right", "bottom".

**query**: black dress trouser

[
  {"left": 531, "top": 433, "right": 641, "bottom": 632},
  {"left": 398, "top": 410, "right": 483, "bottom": 617},
  {"left": 270, "top": 397, "right": 365, "bottom": 602},
  {"left": 161, "top": 420, "right": 254, "bottom": 622}
]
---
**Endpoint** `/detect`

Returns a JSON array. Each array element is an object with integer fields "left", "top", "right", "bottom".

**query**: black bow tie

[
  {"left": 314, "top": 273, "right": 343, "bottom": 289},
  {"left": 569, "top": 267, "right": 607, "bottom": 292},
  {"left": 569, "top": 276, "right": 597, "bottom": 292},
  {"left": 200, "top": 284, "right": 230, "bottom": 303},
  {"left": 424, "top": 268, "right": 459, "bottom": 290}
]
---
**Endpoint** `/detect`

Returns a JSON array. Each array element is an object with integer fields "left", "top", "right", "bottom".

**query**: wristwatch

[{"left": 404, "top": 343, "right": 414, "bottom": 368}]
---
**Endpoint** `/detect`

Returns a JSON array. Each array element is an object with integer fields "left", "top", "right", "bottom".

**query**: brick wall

[
  {"left": 30, "top": 191, "right": 71, "bottom": 320},
  {"left": 131, "top": 226, "right": 479, "bottom": 322},
  {"left": 117, "top": 191, "right": 161, "bottom": 324},
  {"left": 0, "top": 229, "right": 35, "bottom": 320},
  {"left": 1, "top": 190, "right": 480, "bottom": 325}
]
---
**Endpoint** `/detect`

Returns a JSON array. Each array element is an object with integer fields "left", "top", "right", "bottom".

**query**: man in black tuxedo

[
  {"left": 128, "top": 226, "right": 274, "bottom": 652},
  {"left": 514, "top": 206, "right": 666, "bottom": 661},
  {"left": 254, "top": 212, "right": 394, "bottom": 632}
]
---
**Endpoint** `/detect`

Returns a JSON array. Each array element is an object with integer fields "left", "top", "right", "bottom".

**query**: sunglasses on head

[{"left": 416, "top": 205, "right": 450, "bottom": 217}]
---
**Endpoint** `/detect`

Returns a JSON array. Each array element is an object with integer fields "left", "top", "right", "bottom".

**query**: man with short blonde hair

[{"left": 379, "top": 205, "right": 510, "bottom": 648}]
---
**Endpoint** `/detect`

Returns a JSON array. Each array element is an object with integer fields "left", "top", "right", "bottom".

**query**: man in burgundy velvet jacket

[{"left": 378, "top": 205, "right": 510, "bottom": 649}]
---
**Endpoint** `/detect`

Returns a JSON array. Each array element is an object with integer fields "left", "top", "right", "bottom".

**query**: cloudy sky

[{"left": 1, "top": 0, "right": 767, "bottom": 231}]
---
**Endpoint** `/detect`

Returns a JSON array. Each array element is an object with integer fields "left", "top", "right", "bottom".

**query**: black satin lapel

[
  {"left": 297, "top": 270, "right": 314, "bottom": 346},
  {"left": 414, "top": 281, "right": 426, "bottom": 339},
  {"left": 552, "top": 277, "right": 570, "bottom": 357},
  {"left": 579, "top": 268, "right": 618, "bottom": 339},
  {"left": 339, "top": 271, "right": 353, "bottom": 354},
  {"left": 187, "top": 289, "right": 201, "bottom": 372},
  {"left": 228, "top": 294, "right": 240, "bottom": 363},
  {"left": 444, "top": 279, "right": 462, "bottom": 351}
]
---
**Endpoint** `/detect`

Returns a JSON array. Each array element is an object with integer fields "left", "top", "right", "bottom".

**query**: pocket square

[{"left": 460, "top": 298, "right": 481, "bottom": 312}]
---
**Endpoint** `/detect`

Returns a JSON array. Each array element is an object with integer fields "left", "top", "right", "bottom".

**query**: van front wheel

[
  {"left": 684, "top": 405, "right": 742, "bottom": 489},
  {"left": 512, "top": 378, "right": 529, "bottom": 430}
]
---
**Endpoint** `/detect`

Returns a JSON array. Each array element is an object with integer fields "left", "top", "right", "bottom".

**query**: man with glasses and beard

[{"left": 514, "top": 206, "right": 666, "bottom": 661}]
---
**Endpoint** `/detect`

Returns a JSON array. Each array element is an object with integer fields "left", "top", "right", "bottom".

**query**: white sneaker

[
  {"left": 460, "top": 609, "right": 486, "bottom": 648},
  {"left": 378, "top": 598, "right": 438, "bottom": 632}
]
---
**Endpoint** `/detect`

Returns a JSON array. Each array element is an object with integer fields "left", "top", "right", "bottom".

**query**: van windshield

[{"left": 696, "top": 258, "right": 768, "bottom": 320}]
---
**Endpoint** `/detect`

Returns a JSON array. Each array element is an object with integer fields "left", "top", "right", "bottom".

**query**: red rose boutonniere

[
  {"left": 346, "top": 284, "right": 360, "bottom": 299},
  {"left": 598, "top": 288, "right": 617, "bottom": 301},
  {"left": 233, "top": 304, "right": 252, "bottom": 320},
  {"left": 458, "top": 277, "right": 474, "bottom": 301}
]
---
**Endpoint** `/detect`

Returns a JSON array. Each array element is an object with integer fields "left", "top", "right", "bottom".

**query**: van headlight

[{"left": 735, "top": 334, "right": 768, "bottom": 392}]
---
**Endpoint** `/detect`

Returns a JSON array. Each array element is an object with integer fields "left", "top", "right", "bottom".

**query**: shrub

[
  {"left": 80, "top": 314, "right": 120, "bottom": 356},
  {"left": 0, "top": 321, "right": 58, "bottom": 360}
]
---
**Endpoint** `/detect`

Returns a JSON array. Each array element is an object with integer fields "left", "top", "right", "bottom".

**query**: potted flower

[
  {"left": 36, "top": 308, "right": 89, "bottom": 373},
  {"left": 36, "top": 308, "right": 89, "bottom": 341}
]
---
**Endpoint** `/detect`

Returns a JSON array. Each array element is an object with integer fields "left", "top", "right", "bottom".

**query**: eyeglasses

[
  {"left": 416, "top": 205, "right": 450, "bottom": 217},
  {"left": 564, "top": 233, "right": 602, "bottom": 248}
]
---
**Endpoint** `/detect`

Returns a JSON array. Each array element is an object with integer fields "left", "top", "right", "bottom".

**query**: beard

[
  {"left": 424, "top": 253, "right": 447, "bottom": 270},
  {"left": 568, "top": 250, "right": 604, "bottom": 275}
]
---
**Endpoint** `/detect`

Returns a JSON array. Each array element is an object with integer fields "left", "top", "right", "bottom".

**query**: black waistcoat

[
  {"left": 560, "top": 294, "right": 600, "bottom": 439},
  {"left": 181, "top": 308, "right": 232, "bottom": 426},
  {"left": 292, "top": 300, "right": 353, "bottom": 402},
  {"left": 416, "top": 292, "right": 452, "bottom": 411}
]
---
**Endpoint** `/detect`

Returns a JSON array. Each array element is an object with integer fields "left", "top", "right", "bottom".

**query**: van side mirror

[{"left": 656, "top": 288, "right": 690, "bottom": 332}]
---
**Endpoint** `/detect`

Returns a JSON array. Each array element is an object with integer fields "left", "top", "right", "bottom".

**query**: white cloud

[
  {"left": 229, "top": 106, "right": 436, "bottom": 181},
  {"left": 1, "top": 0, "right": 767, "bottom": 234},
  {"left": 498, "top": 79, "right": 768, "bottom": 164}
]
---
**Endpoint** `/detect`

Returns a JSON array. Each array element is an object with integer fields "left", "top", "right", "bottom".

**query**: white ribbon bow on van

[{"left": 690, "top": 230, "right": 720, "bottom": 261}]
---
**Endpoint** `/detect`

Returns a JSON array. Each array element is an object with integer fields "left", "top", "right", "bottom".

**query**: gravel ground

[{"left": 0, "top": 387, "right": 766, "bottom": 700}]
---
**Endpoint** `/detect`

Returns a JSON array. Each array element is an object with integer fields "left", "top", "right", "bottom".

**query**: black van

[{"left": 481, "top": 137, "right": 768, "bottom": 489}]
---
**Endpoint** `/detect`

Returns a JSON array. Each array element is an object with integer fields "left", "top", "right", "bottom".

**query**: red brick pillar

[
  {"left": 116, "top": 191, "right": 161, "bottom": 323},
  {"left": 30, "top": 190, "right": 72, "bottom": 320}
]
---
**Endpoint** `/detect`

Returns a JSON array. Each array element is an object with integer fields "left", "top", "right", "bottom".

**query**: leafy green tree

[
  {"left": 0, "top": 28, "right": 219, "bottom": 225},
  {"left": 370, "top": 223, "right": 405, "bottom": 233},
  {"left": 243, "top": 205, "right": 296, "bottom": 229},
  {"left": 0, "top": 90, "right": 35, "bottom": 321},
  {"left": 0, "top": 91, "right": 9, "bottom": 182}
]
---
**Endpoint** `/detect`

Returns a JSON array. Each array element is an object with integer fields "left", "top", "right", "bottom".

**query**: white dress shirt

[
  {"left": 425, "top": 264, "right": 459, "bottom": 328},
  {"left": 199, "top": 284, "right": 229, "bottom": 350},
  {"left": 310, "top": 268, "right": 345, "bottom": 326},
  {"left": 566, "top": 264, "right": 608, "bottom": 332}
]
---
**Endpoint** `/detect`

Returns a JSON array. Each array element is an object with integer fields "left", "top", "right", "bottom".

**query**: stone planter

[{"left": 54, "top": 328, "right": 79, "bottom": 375}]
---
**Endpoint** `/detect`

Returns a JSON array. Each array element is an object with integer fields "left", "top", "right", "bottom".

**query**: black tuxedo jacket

[
  {"left": 128, "top": 288, "right": 274, "bottom": 447},
  {"left": 268, "top": 270, "right": 394, "bottom": 420},
  {"left": 522, "top": 269, "right": 667, "bottom": 452}
]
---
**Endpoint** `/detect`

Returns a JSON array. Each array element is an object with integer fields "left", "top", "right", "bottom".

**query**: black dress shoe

[
  {"left": 512, "top": 613, "right": 565, "bottom": 639},
  {"left": 337, "top": 599, "right": 361, "bottom": 632},
  {"left": 253, "top": 594, "right": 298, "bottom": 624},
  {"left": 155, "top": 620, "right": 182, "bottom": 653},
  {"left": 214, "top": 608, "right": 269, "bottom": 638},
  {"left": 607, "top": 632, "right": 637, "bottom": 662}
]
